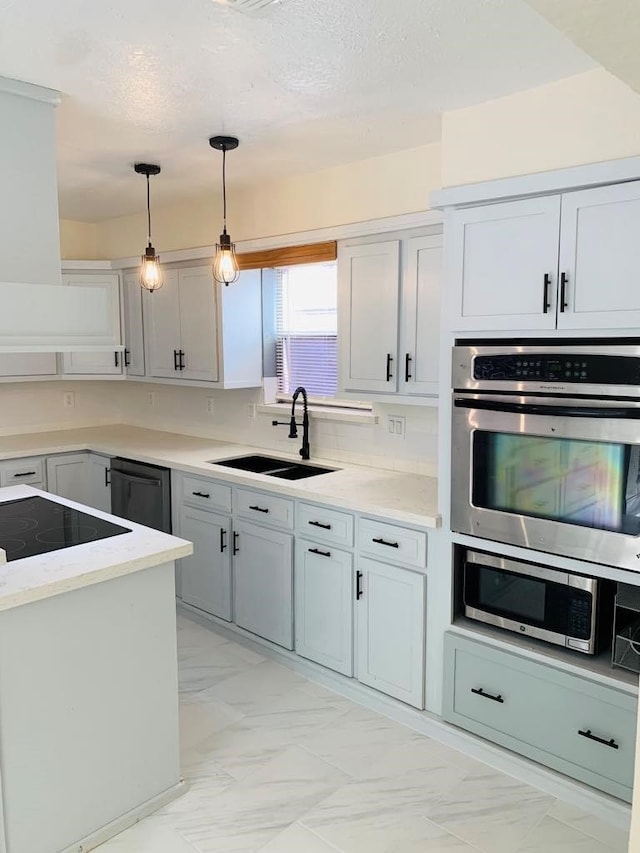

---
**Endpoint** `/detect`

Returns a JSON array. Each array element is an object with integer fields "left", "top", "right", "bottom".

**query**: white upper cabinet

[
  {"left": 449, "top": 196, "right": 561, "bottom": 332},
  {"left": 60, "top": 273, "right": 122, "bottom": 376},
  {"left": 399, "top": 235, "right": 442, "bottom": 396},
  {"left": 122, "top": 272, "right": 145, "bottom": 376},
  {"left": 143, "top": 265, "right": 262, "bottom": 387},
  {"left": 339, "top": 241, "right": 400, "bottom": 394},
  {"left": 0, "top": 353, "right": 57, "bottom": 378},
  {"left": 558, "top": 182, "right": 640, "bottom": 330}
]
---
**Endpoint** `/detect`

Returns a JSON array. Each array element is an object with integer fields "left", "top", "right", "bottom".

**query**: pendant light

[
  {"left": 209, "top": 135, "right": 240, "bottom": 285},
  {"left": 134, "top": 163, "right": 164, "bottom": 292}
]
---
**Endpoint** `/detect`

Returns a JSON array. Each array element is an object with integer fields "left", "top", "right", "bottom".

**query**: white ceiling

[{"left": 0, "top": 0, "right": 595, "bottom": 222}]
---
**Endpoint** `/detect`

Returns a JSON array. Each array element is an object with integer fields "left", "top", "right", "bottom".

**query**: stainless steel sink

[{"left": 210, "top": 454, "right": 336, "bottom": 479}]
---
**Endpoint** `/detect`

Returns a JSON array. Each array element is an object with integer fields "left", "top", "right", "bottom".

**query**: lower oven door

[{"left": 452, "top": 394, "right": 640, "bottom": 570}]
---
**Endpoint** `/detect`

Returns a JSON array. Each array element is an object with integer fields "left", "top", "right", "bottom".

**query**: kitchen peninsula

[{"left": 0, "top": 485, "right": 192, "bottom": 853}]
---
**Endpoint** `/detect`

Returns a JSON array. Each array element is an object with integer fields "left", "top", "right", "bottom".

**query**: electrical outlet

[
  {"left": 247, "top": 403, "right": 256, "bottom": 419},
  {"left": 206, "top": 397, "right": 215, "bottom": 415},
  {"left": 146, "top": 392, "right": 155, "bottom": 407},
  {"left": 387, "top": 416, "right": 405, "bottom": 437},
  {"left": 63, "top": 391, "right": 75, "bottom": 408}
]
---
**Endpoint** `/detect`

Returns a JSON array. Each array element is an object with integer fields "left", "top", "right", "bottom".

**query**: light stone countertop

[
  {"left": 0, "top": 425, "right": 440, "bottom": 528},
  {"left": 0, "top": 484, "right": 193, "bottom": 612}
]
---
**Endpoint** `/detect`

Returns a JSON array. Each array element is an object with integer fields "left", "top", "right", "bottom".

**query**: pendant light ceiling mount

[
  {"left": 134, "top": 163, "right": 161, "bottom": 177},
  {"left": 210, "top": 135, "right": 240, "bottom": 285},
  {"left": 134, "top": 161, "right": 164, "bottom": 293}
]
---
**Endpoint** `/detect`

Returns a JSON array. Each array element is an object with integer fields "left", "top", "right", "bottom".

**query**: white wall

[{"left": 0, "top": 382, "right": 123, "bottom": 436}]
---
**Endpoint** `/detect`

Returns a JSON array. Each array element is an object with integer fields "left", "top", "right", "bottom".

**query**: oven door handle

[{"left": 454, "top": 397, "right": 640, "bottom": 419}]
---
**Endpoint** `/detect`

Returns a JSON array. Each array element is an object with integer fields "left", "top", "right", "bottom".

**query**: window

[{"left": 274, "top": 262, "right": 337, "bottom": 399}]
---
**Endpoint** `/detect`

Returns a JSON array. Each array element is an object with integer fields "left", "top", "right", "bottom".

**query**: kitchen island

[{"left": 0, "top": 485, "right": 192, "bottom": 853}]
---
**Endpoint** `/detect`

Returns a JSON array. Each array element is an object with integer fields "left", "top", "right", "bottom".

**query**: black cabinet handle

[
  {"left": 13, "top": 471, "right": 36, "bottom": 478},
  {"left": 173, "top": 349, "right": 179, "bottom": 371},
  {"left": 104, "top": 467, "right": 111, "bottom": 487},
  {"left": 309, "top": 547, "right": 331, "bottom": 558},
  {"left": 578, "top": 729, "right": 619, "bottom": 750},
  {"left": 192, "top": 491, "right": 210, "bottom": 499},
  {"left": 560, "top": 272, "right": 568, "bottom": 312},
  {"left": 356, "top": 570, "right": 363, "bottom": 599},
  {"left": 386, "top": 353, "right": 393, "bottom": 381},
  {"left": 114, "top": 351, "right": 120, "bottom": 367},
  {"left": 179, "top": 350, "right": 185, "bottom": 370},
  {"left": 471, "top": 687, "right": 504, "bottom": 704},
  {"left": 220, "top": 528, "right": 227, "bottom": 553},
  {"left": 124, "top": 349, "right": 131, "bottom": 367},
  {"left": 308, "top": 520, "right": 331, "bottom": 530},
  {"left": 405, "top": 353, "right": 412, "bottom": 381},
  {"left": 372, "top": 537, "right": 399, "bottom": 549},
  {"left": 233, "top": 531, "right": 239, "bottom": 555},
  {"left": 543, "top": 273, "right": 551, "bottom": 314},
  {"left": 249, "top": 505, "right": 269, "bottom": 514}
]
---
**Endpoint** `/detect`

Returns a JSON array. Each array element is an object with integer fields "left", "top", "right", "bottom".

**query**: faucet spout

[{"left": 291, "top": 386, "right": 310, "bottom": 460}]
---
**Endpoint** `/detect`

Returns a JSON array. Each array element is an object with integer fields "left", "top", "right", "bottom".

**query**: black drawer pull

[
  {"left": 179, "top": 350, "right": 185, "bottom": 370},
  {"left": 356, "top": 570, "right": 363, "bottom": 599},
  {"left": 471, "top": 687, "right": 504, "bottom": 704},
  {"left": 13, "top": 471, "right": 36, "bottom": 478},
  {"left": 372, "top": 537, "right": 399, "bottom": 549},
  {"left": 308, "top": 520, "right": 331, "bottom": 530},
  {"left": 124, "top": 349, "right": 131, "bottom": 367},
  {"left": 192, "top": 491, "right": 210, "bottom": 499},
  {"left": 405, "top": 352, "right": 413, "bottom": 381},
  {"left": 220, "top": 527, "right": 227, "bottom": 553},
  {"left": 578, "top": 729, "right": 619, "bottom": 750},
  {"left": 249, "top": 505, "right": 269, "bottom": 513},
  {"left": 309, "top": 547, "right": 331, "bottom": 558},
  {"left": 114, "top": 351, "right": 120, "bottom": 367},
  {"left": 104, "top": 467, "right": 111, "bottom": 487},
  {"left": 542, "top": 273, "right": 551, "bottom": 314},
  {"left": 386, "top": 352, "right": 393, "bottom": 381},
  {"left": 173, "top": 349, "right": 179, "bottom": 371},
  {"left": 233, "top": 531, "right": 239, "bottom": 555},
  {"left": 560, "top": 272, "right": 569, "bottom": 312}
]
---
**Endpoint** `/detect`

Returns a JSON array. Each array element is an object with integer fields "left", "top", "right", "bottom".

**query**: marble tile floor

[{"left": 96, "top": 614, "right": 631, "bottom": 853}]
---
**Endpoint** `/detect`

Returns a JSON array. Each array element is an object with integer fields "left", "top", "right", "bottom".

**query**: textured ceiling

[
  {"left": 524, "top": 1, "right": 640, "bottom": 94},
  {"left": 0, "top": 0, "right": 595, "bottom": 221}
]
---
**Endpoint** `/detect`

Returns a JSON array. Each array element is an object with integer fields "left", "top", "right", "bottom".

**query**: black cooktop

[{"left": 0, "top": 496, "right": 132, "bottom": 562}]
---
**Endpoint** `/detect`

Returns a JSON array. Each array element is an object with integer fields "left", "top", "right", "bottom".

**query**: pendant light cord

[
  {"left": 222, "top": 147, "right": 228, "bottom": 234},
  {"left": 146, "top": 173, "right": 152, "bottom": 246}
]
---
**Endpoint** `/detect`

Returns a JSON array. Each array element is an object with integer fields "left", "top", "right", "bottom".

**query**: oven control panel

[{"left": 473, "top": 354, "right": 640, "bottom": 385}]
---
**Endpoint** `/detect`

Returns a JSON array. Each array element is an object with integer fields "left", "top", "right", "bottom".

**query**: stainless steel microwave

[{"left": 463, "top": 550, "right": 614, "bottom": 655}]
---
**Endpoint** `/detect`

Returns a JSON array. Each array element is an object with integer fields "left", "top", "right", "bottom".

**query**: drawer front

[
  {"left": 444, "top": 634, "right": 637, "bottom": 799},
  {"left": 236, "top": 488, "right": 294, "bottom": 529},
  {"left": 297, "top": 502, "right": 354, "bottom": 547},
  {"left": 358, "top": 518, "right": 426, "bottom": 568},
  {"left": 182, "top": 475, "right": 231, "bottom": 513},
  {"left": 0, "top": 456, "right": 45, "bottom": 487}
]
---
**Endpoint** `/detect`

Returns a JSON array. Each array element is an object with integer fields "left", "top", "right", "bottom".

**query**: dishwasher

[{"left": 110, "top": 457, "right": 172, "bottom": 533}]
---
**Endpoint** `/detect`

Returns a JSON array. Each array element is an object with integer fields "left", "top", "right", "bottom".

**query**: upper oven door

[{"left": 451, "top": 393, "right": 640, "bottom": 570}]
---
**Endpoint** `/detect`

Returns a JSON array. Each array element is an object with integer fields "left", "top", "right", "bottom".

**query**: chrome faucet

[{"left": 271, "top": 385, "right": 310, "bottom": 459}]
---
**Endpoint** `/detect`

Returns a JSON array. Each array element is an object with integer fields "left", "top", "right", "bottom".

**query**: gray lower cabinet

[
  {"left": 294, "top": 539, "right": 353, "bottom": 676},
  {"left": 233, "top": 519, "right": 293, "bottom": 649},
  {"left": 178, "top": 504, "right": 232, "bottom": 621},
  {"left": 443, "top": 632, "right": 638, "bottom": 801}
]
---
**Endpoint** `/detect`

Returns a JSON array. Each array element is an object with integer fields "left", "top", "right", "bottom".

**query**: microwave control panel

[{"left": 473, "top": 354, "right": 640, "bottom": 385}]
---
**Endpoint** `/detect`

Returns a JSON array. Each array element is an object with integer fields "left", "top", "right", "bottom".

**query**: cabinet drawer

[
  {"left": 236, "top": 488, "right": 294, "bottom": 529},
  {"left": 182, "top": 475, "right": 231, "bottom": 513},
  {"left": 444, "top": 633, "right": 637, "bottom": 801},
  {"left": 297, "top": 503, "right": 354, "bottom": 547},
  {"left": 0, "top": 457, "right": 45, "bottom": 487},
  {"left": 357, "top": 518, "right": 426, "bottom": 568}
]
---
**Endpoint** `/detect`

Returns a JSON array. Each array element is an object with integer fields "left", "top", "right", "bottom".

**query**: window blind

[{"left": 274, "top": 262, "right": 338, "bottom": 398}]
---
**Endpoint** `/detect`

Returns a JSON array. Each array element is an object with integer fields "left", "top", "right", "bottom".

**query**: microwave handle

[{"left": 454, "top": 398, "right": 640, "bottom": 419}]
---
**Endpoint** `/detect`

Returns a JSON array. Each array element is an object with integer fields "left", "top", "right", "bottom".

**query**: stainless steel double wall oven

[{"left": 452, "top": 341, "right": 640, "bottom": 572}]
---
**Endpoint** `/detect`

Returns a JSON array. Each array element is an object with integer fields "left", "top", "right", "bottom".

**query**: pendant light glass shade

[
  {"left": 134, "top": 163, "right": 164, "bottom": 292},
  {"left": 210, "top": 136, "right": 240, "bottom": 286}
]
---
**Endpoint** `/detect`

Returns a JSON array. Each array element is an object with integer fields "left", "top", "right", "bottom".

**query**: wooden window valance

[{"left": 236, "top": 240, "right": 337, "bottom": 271}]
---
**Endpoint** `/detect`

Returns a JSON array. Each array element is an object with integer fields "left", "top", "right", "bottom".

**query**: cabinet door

[
  {"left": 295, "top": 540, "right": 353, "bottom": 676},
  {"left": 233, "top": 520, "right": 293, "bottom": 649},
  {"left": 143, "top": 268, "right": 181, "bottom": 378},
  {"left": 122, "top": 272, "right": 145, "bottom": 376},
  {"left": 45, "top": 453, "right": 90, "bottom": 505},
  {"left": 399, "top": 234, "right": 442, "bottom": 396},
  {"left": 559, "top": 181, "right": 640, "bottom": 330},
  {"left": 61, "top": 274, "right": 123, "bottom": 375},
  {"left": 87, "top": 453, "right": 111, "bottom": 513},
  {"left": 178, "top": 505, "right": 232, "bottom": 621},
  {"left": 178, "top": 267, "right": 219, "bottom": 382},
  {"left": 449, "top": 197, "right": 561, "bottom": 332},
  {"left": 339, "top": 241, "right": 400, "bottom": 393},
  {"left": 355, "top": 557, "right": 425, "bottom": 709},
  {"left": 0, "top": 353, "right": 57, "bottom": 378}
]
